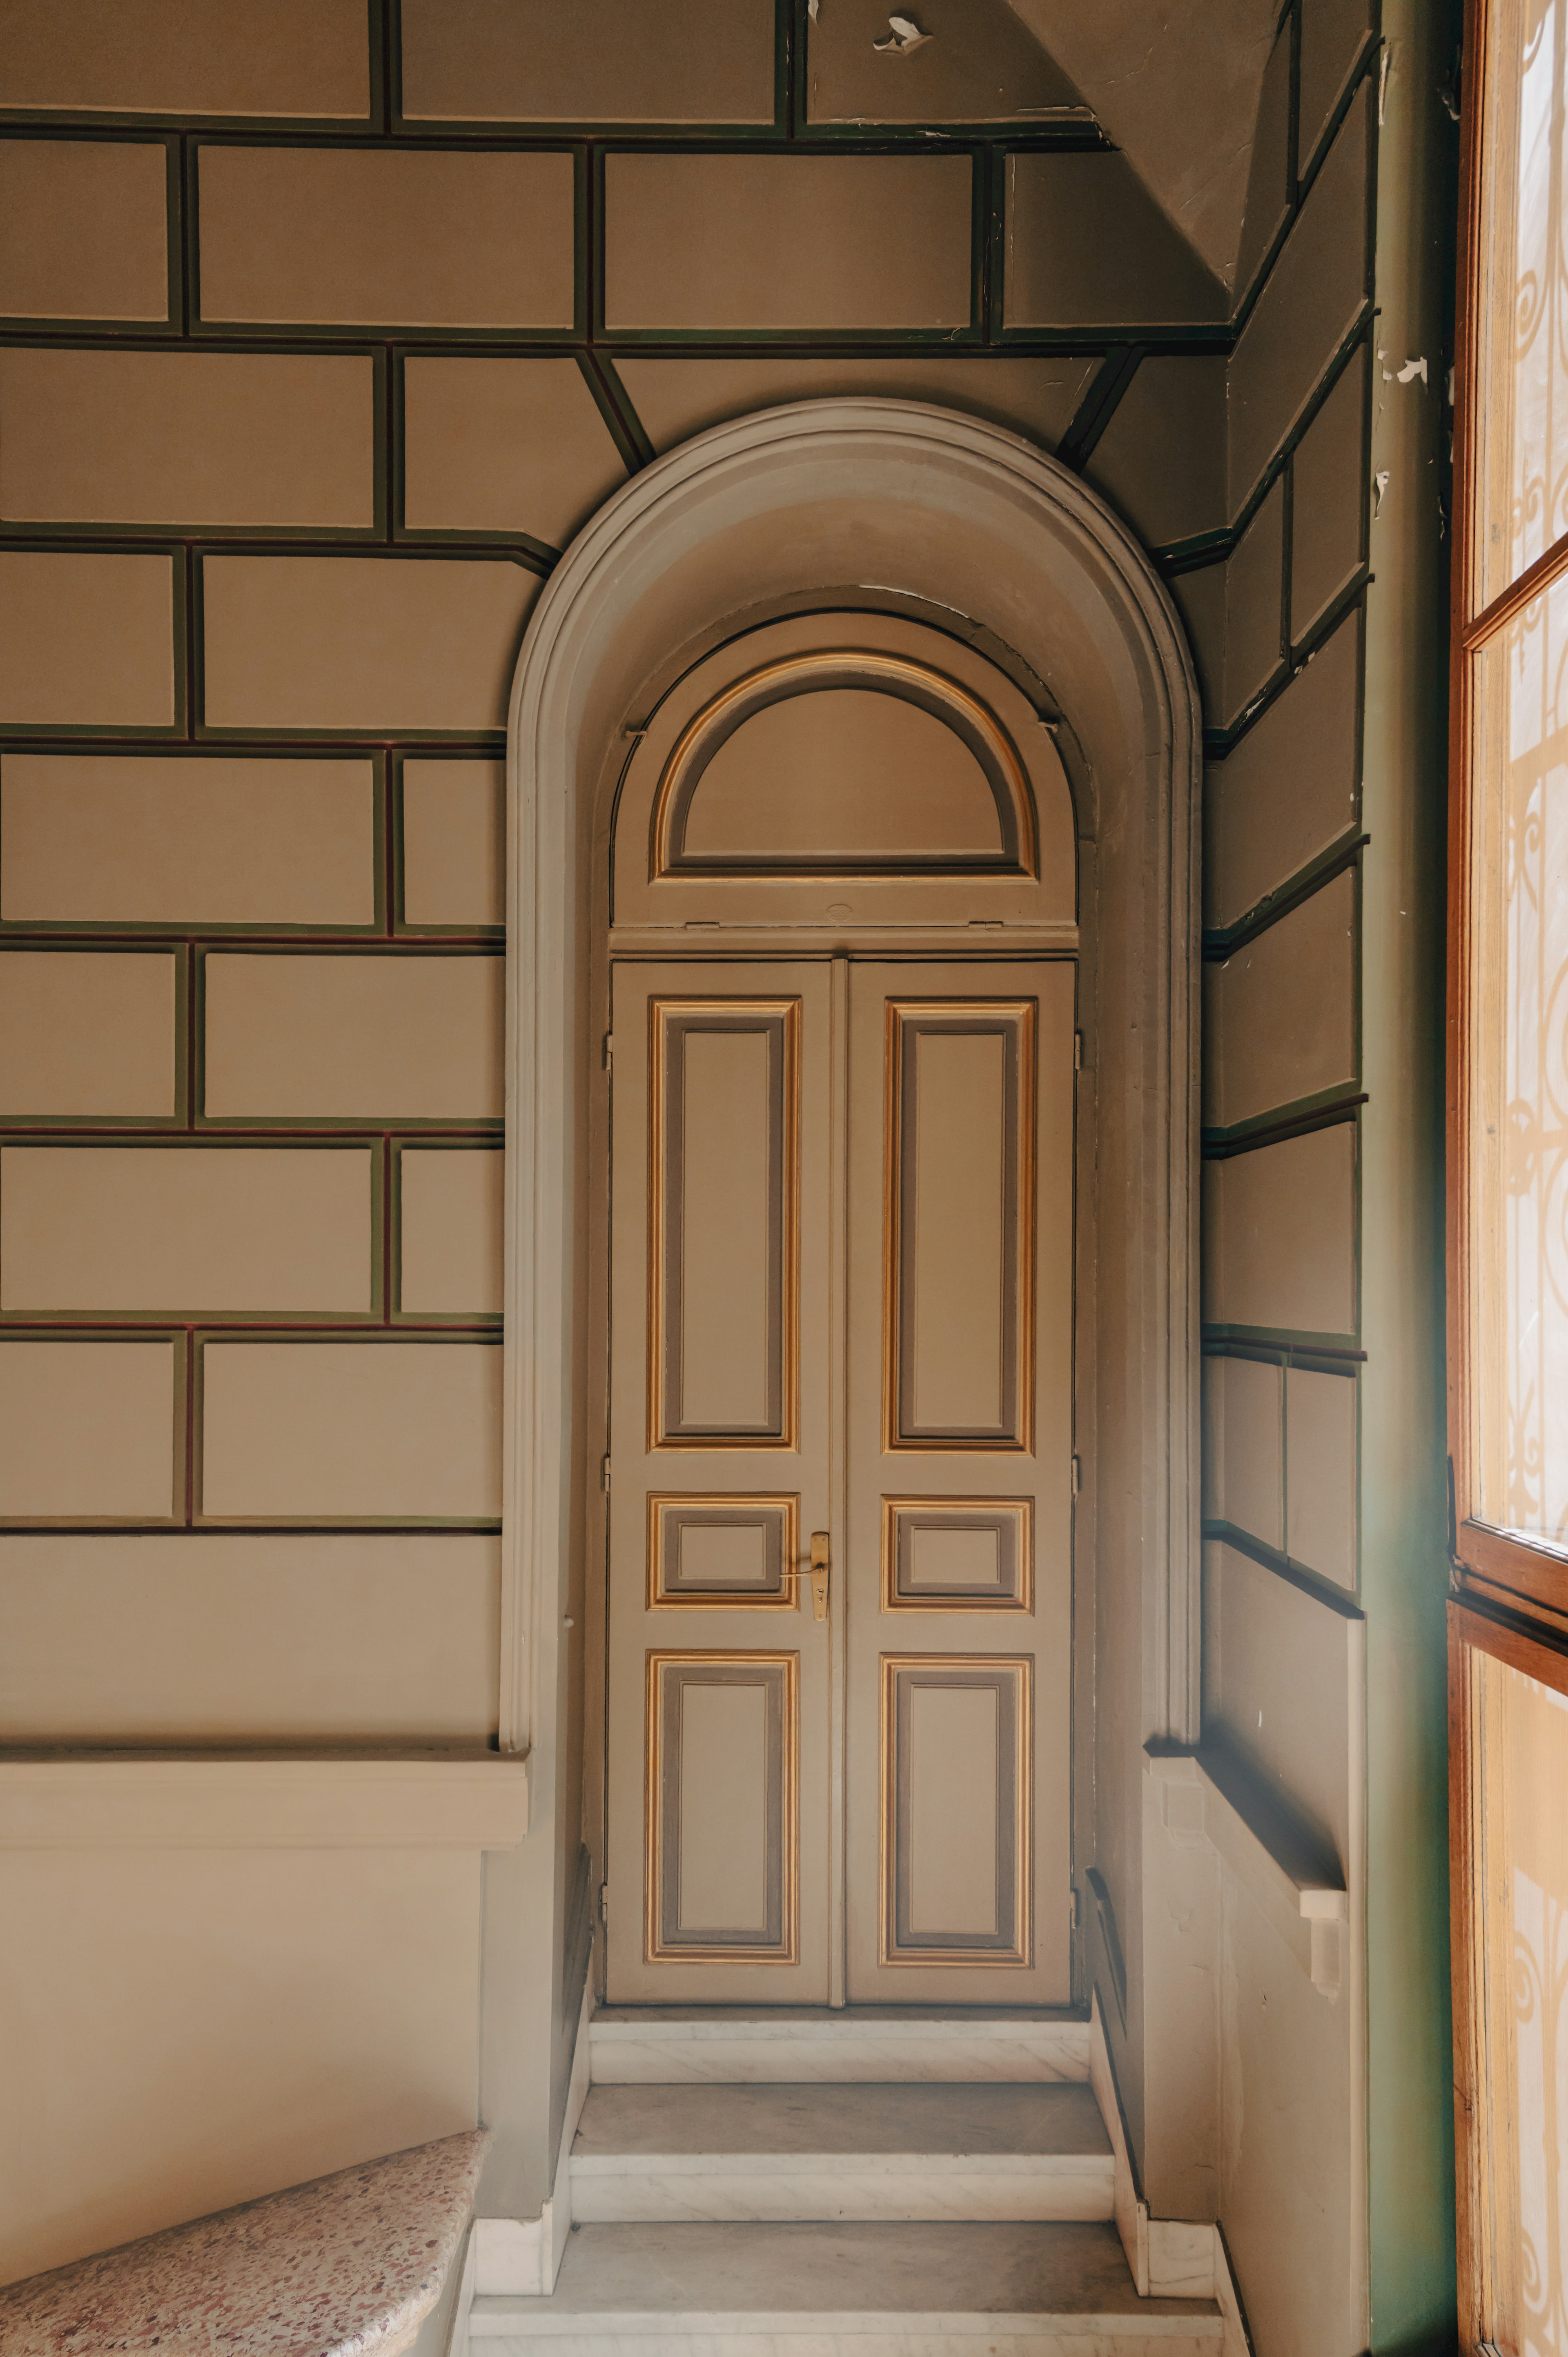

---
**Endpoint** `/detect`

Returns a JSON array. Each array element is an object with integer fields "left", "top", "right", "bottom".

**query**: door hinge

[
  {"left": 601, "top": 1454, "right": 612, "bottom": 1494},
  {"left": 1070, "top": 1886, "right": 1081, "bottom": 1932},
  {"left": 1074, "top": 1030, "right": 1083, "bottom": 1070},
  {"left": 1071, "top": 1453, "right": 1081, "bottom": 1495},
  {"left": 602, "top": 1032, "right": 613, "bottom": 1070},
  {"left": 599, "top": 1883, "right": 610, "bottom": 1925}
]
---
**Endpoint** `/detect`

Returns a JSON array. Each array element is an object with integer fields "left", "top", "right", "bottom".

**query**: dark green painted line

[
  {"left": 1202, "top": 1321, "right": 1363, "bottom": 1358},
  {"left": 1202, "top": 1334, "right": 1361, "bottom": 1377},
  {"left": 782, "top": 0, "right": 802, "bottom": 141},
  {"left": 1203, "top": 1517, "right": 1365, "bottom": 1620},
  {"left": 1203, "top": 573, "right": 1368, "bottom": 760},
  {"left": 582, "top": 353, "right": 655, "bottom": 473},
  {"left": 378, "top": 0, "right": 397, "bottom": 137},
  {"left": 1203, "top": 1088, "right": 1368, "bottom": 1154},
  {"left": 1202, "top": 1096, "right": 1360, "bottom": 1161},
  {"left": 1204, "top": 831, "right": 1370, "bottom": 956},
  {"left": 1056, "top": 346, "right": 1143, "bottom": 472}
]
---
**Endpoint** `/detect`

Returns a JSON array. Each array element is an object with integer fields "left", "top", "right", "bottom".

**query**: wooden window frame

[
  {"left": 1449, "top": 0, "right": 1568, "bottom": 1623},
  {"left": 1449, "top": 1599, "right": 1568, "bottom": 2352},
  {"left": 1450, "top": 2, "right": 1568, "bottom": 2346}
]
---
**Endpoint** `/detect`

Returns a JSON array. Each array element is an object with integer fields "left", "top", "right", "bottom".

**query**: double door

[{"left": 604, "top": 956, "right": 1074, "bottom": 2003}]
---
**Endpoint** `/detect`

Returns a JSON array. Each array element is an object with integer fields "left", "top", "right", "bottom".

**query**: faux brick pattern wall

[{"left": 0, "top": 0, "right": 1372, "bottom": 1741}]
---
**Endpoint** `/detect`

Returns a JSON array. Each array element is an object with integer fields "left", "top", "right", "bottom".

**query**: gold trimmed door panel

[
  {"left": 846, "top": 961, "right": 1075, "bottom": 2002},
  {"left": 605, "top": 956, "right": 1074, "bottom": 2004},
  {"left": 606, "top": 961, "right": 833, "bottom": 2001}
]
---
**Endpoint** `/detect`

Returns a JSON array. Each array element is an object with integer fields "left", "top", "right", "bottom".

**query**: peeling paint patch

[{"left": 873, "top": 13, "right": 931, "bottom": 54}]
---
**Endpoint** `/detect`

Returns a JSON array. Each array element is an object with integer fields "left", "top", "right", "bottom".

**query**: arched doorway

[{"left": 503, "top": 399, "right": 1199, "bottom": 2043}]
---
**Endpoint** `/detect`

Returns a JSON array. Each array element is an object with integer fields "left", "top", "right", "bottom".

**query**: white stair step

[
  {"left": 588, "top": 2009, "right": 1091, "bottom": 2085},
  {"left": 469, "top": 2221, "right": 1222, "bottom": 2355},
  {"left": 568, "top": 2082, "right": 1114, "bottom": 2224}
]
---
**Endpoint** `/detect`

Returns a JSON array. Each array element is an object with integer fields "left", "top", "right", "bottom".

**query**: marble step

[
  {"left": 568, "top": 2080, "right": 1115, "bottom": 2223},
  {"left": 468, "top": 2220, "right": 1222, "bottom": 2356},
  {"left": 588, "top": 2008, "right": 1091, "bottom": 2085}
]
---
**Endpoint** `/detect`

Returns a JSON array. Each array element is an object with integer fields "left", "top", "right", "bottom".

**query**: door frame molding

[{"left": 499, "top": 392, "right": 1201, "bottom": 1944}]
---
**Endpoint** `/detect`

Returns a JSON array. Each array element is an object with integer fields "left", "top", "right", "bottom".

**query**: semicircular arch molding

[{"left": 502, "top": 399, "right": 1201, "bottom": 1921}]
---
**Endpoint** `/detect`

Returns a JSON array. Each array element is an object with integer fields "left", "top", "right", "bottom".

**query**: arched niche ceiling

[{"left": 611, "top": 611, "right": 1074, "bottom": 932}]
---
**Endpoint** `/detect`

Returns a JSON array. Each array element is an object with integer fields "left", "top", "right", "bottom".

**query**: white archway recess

[{"left": 501, "top": 402, "right": 1200, "bottom": 1865}]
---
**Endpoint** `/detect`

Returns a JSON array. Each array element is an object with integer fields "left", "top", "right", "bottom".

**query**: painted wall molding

[{"left": 0, "top": 1755, "right": 530, "bottom": 1849}]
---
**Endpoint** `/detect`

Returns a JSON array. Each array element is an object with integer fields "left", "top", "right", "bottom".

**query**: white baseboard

[
  {"left": 1087, "top": 1991, "right": 1255, "bottom": 2353},
  {"left": 467, "top": 1975, "right": 597, "bottom": 2300}
]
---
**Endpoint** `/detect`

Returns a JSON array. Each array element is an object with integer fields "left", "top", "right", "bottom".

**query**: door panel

[
  {"left": 607, "top": 962, "right": 831, "bottom": 2001},
  {"left": 645, "top": 1651, "right": 799, "bottom": 1964},
  {"left": 847, "top": 960, "right": 1074, "bottom": 2002},
  {"left": 650, "top": 998, "right": 800, "bottom": 1447},
  {"left": 607, "top": 955, "right": 1073, "bottom": 2005},
  {"left": 886, "top": 1000, "right": 1035, "bottom": 1448}
]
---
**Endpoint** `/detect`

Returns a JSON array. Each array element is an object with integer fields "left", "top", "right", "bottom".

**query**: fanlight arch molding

[
  {"left": 501, "top": 401, "right": 1200, "bottom": 1904},
  {"left": 653, "top": 646, "right": 1037, "bottom": 876}
]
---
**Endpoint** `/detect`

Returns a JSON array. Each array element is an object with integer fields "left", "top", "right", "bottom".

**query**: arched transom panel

[{"left": 611, "top": 610, "right": 1075, "bottom": 935}]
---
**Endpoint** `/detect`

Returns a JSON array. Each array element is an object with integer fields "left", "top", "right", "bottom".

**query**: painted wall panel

[
  {"left": 1203, "top": 1537, "right": 1356, "bottom": 1869},
  {"left": 1290, "top": 354, "right": 1367, "bottom": 640},
  {"left": 1223, "top": 479, "right": 1285, "bottom": 725},
  {"left": 1204, "top": 870, "right": 1357, "bottom": 1129},
  {"left": 199, "top": 1340, "right": 501, "bottom": 1520},
  {"left": 399, "top": 0, "right": 777, "bottom": 123},
  {"left": 202, "top": 953, "right": 503, "bottom": 1122},
  {"left": 0, "top": 1532, "right": 500, "bottom": 1743},
  {"left": 0, "top": 1847, "right": 480, "bottom": 2284},
  {"left": 1285, "top": 1365, "right": 1357, "bottom": 1588},
  {"left": 1232, "top": 12, "right": 1291, "bottom": 299},
  {"left": 1207, "top": 1352, "right": 1284, "bottom": 1549},
  {"left": 399, "top": 1149, "right": 503, "bottom": 1315},
  {"left": 1204, "top": 609, "right": 1361, "bottom": 929},
  {"left": 0, "top": 1145, "right": 373, "bottom": 1314},
  {"left": 0, "top": 756, "right": 376, "bottom": 928},
  {"left": 604, "top": 154, "right": 974, "bottom": 330},
  {"left": 0, "top": 1339, "right": 176, "bottom": 1519},
  {"left": 0, "top": 140, "right": 168, "bottom": 321},
  {"left": 200, "top": 557, "right": 537, "bottom": 734},
  {"left": 808, "top": 0, "right": 1083, "bottom": 123},
  {"left": 401, "top": 359, "right": 627, "bottom": 546},
  {"left": 1229, "top": 84, "right": 1370, "bottom": 512},
  {"left": 196, "top": 147, "right": 576, "bottom": 329},
  {"left": 614, "top": 354, "right": 1095, "bottom": 456},
  {"left": 1202, "top": 1123, "right": 1357, "bottom": 1337},
  {"left": 1086, "top": 357, "right": 1226, "bottom": 550},
  {"left": 0, "top": 0, "right": 370, "bottom": 117},
  {"left": 0, "top": 350, "right": 375, "bottom": 529},
  {"left": 400, "top": 762, "right": 505, "bottom": 929},
  {"left": 0, "top": 552, "right": 174, "bottom": 728},
  {"left": 1005, "top": 153, "right": 1227, "bottom": 325},
  {"left": 0, "top": 951, "right": 176, "bottom": 1117},
  {"left": 1298, "top": 0, "right": 1375, "bottom": 169}
]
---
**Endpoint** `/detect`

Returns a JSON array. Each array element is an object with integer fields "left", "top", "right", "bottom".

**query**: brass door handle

[{"left": 808, "top": 1532, "right": 830, "bottom": 1621}]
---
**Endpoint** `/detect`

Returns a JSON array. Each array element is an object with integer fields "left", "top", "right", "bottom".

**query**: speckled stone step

[
  {"left": 568, "top": 2080, "right": 1114, "bottom": 2224},
  {"left": 588, "top": 2008, "right": 1092, "bottom": 2085},
  {"left": 468, "top": 2219, "right": 1223, "bottom": 2357},
  {"left": 0, "top": 2128, "right": 489, "bottom": 2357}
]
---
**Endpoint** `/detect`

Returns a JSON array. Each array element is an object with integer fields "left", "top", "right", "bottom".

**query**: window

[{"left": 1453, "top": 0, "right": 1568, "bottom": 2345}]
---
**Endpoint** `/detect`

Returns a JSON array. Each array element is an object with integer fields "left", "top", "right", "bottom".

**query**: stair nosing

[
  {"left": 468, "top": 2303, "right": 1222, "bottom": 2336},
  {"left": 570, "top": 2152, "right": 1115, "bottom": 2176}
]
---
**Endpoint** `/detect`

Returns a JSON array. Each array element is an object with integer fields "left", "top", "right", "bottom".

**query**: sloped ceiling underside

[{"left": 1002, "top": 0, "right": 1282, "bottom": 286}]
